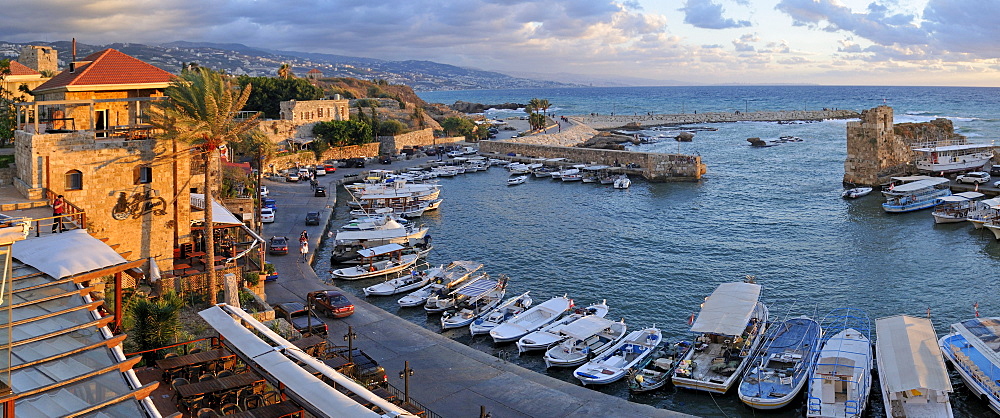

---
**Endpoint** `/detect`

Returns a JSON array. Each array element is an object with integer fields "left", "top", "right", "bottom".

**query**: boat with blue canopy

[
  {"left": 738, "top": 316, "right": 822, "bottom": 409},
  {"left": 939, "top": 317, "right": 1000, "bottom": 415}
]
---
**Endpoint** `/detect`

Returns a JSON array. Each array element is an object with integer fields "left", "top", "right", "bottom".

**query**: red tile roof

[
  {"left": 307, "top": 69, "right": 323, "bottom": 74},
  {"left": 34, "top": 49, "right": 174, "bottom": 93},
  {"left": 7, "top": 60, "right": 40, "bottom": 76}
]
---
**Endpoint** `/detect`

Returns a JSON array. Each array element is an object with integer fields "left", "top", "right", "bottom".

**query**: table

[
  {"left": 224, "top": 401, "right": 302, "bottom": 418},
  {"left": 291, "top": 335, "right": 325, "bottom": 354},
  {"left": 187, "top": 251, "right": 206, "bottom": 264},
  {"left": 172, "top": 263, "right": 191, "bottom": 274},
  {"left": 176, "top": 372, "right": 263, "bottom": 399},
  {"left": 156, "top": 349, "right": 232, "bottom": 372}
]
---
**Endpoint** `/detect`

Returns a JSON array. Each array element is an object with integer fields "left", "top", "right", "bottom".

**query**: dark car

[
  {"left": 325, "top": 346, "right": 387, "bottom": 388},
  {"left": 263, "top": 198, "right": 277, "bottom": 211},
  {"left": 268, "top": 236, "right": 289, "bottom": 255},
  {"left": 342, "top": 158, "right": 366, "bottom": 168},
  {"left": 305, "top": 211, "right": 321, "bottom": 225},
  {"left": 314, "top": 186, "right": 327, "bottom": 197},
  {"left": 378, "top": 155, "right": 392, "bottom": 165},
  {"left": 310, "top": 290, "right": 355, "bottom": 318},
  {"left": 272, "top": 302, "right": 328, "bottom": 337}
]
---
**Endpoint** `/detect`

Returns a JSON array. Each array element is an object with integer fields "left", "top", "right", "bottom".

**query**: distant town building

[
  {"left": 17, "top": 45, "right": 58, "bottom": 74},
  {"left": 279, "top": 98, "right": 349, "bottom": 122},
  {"left": 306, "top": 68, "right": 323, "bottom": 79}
]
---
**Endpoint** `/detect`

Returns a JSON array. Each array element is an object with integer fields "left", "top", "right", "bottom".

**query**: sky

[{"left": 2, "top": 0, "right": 999, "bottom": 87}]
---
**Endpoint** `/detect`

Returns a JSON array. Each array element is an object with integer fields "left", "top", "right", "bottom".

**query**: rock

[
  {"left": 675, "top": 132, "right": 694, "bottom": 142},
  {"left": 747, "top": 137, "right": 767, "bottom": 147}
]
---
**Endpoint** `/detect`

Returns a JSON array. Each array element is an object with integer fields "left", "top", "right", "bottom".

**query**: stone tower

[
  {"left": 18, "top": 45, "right": 58, "bottom": 74},
  {"left": 844, "top": 106, "right": 913, "bottom": 186}
]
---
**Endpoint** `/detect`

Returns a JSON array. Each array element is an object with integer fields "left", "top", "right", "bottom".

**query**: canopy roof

[
  {"left": 563, "top": 315, "right": 617, "bottom": 340},
  {"left": 191, "top": 194, "right": 244, "bottom": 225},
  {"left": 453, "top": 277, "right": 498, "bottom": 297},
  {"left": 913, "top": 143, "right": 995, "bottom": 152},
  {"left": 356, "top": 243, "right": 405, "bottom": 258},
  {"left": 890, "top": 175, "right": 936, "bottom": 182},
  {"left": 938, "top": 195, "right": 971, "bottom": 202},
  {"left": 954, "top": 191, "right": 985, "bottom": 199},
  {"left": 690, "top": 282, "right": 762, "bottom": 336},
  {"left": 875, "top": 315, "right": 953, "bottom": 393},
  {"left": 889, "top": 178, "right": 950, "bottom": 193},
  {"left": 13, "top": 229, "right": 127, "bottom": 279},
  {"left": 954, "top": 317, "right": 1000, "bottom": 355}
]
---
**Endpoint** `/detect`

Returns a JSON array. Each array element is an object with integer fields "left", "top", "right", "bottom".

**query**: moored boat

[
  {"left": 363, "top": 266, "right": 433, "bottom": 296},
  {"left": 932, "top": 191, "right": 984, "bottom": 224},
  {"left": 516, "top": 301, "right": 610, "bottom": 353},
  {"left": 330, "top": 243, "right": 419, "bottom": 280},
  {"left": 439, "top": 277, "right": 508, "bottom": 329},
  {"left": 876, "top": 315, "right": 953, "bottom": 418},
  {"left": 805, "top": 308, "right": 873, "bottom": 418},
  {"left": 468, "top": 291, "right": 533, "bottom": 335},
  {"left": 424, "top": 273, "right": 491, "bottom": 313},
  {"left": 913, "top": 142, "right": 995, "bottom": 173},
  {"left": 613, "top": 174, "right": 631, "bottom": 189},
  {"left": 543, "top": 316, "right": 627, "bottom": 368},
  {"left": 881, "top": 176, "right": 951, "bottom": 213},
  {"left": 489, "top": 295, "right": 574, "bottom": 343},
  {"left": 574, "top": 326, "right": 662, "bottom": 385},
  {"left": 966, "top": 197, "right": 1000, "bottom": 229},
  {"left": 627, "top": 341, "right": 693, "bottom": 393},
  {"left": 397, "top": 261, "right": 483, "bottom": 307},
  {"left": 939, "top": 317, "right": 1000, "bottom": 415},
  {"left": 842, "top": 187, "right": 872, "bottom": 199},
  {"left": 507, "top": 175, "right": 528, "bottom": 186},
  {"left": 738, "top": 316, "right": 822, "bottom": 409}
]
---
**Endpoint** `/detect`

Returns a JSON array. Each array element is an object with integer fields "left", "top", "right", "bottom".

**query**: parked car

[
  {"left": 268, "top": 236, "right": 289, "bottom": 254},
  {"left": 957, "top": 171, "right": 990, "bottom": 184},
  {"left": 272, "top": 302, "right": 328, "bottom": 337},
  {"left": 298, "top": 168, "right": 311, "bottom": 179},
  {"left": 263, "top": 198, "right": 277, "bottom": 211},
  {"left": 285, "top": 171, "right": 300, "bottom": 182},
  {"left": 260, "top": 185, "right": 269, "bottom": 197},
  {"left": 305, "top": 211, "right": 321, "bottom": 225},
  {"left": 314, "top": 167, "right": 326, "bottom": 176},
  {"left": 378, "top": 155, "right": 392, "bottom": 165},
  {"left": 261, "top": 208, "right": 275, "bottom": 223},
  {"left": 342, "top": 158, "right": 366, "bottom": 168},
  {"left": 314, "top": 186, "right": 327, "bottom": 197},
  {"left": 326, "top": 346, "right": 386, "bottom": 388},
  {"left": 990, "top": 166, "right": 1000, "bottom": 176},
  {"left": 323, "top": 164, "right": 337, "bottom": 173},
  {"left": 310, "top": 290, "right": 355, "bottom": 318}
]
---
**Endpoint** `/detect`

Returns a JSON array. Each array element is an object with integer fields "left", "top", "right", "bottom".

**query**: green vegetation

[
  {"left": 0, "top": 155, "right": 13, "bottom": 168},
  {"left": 123, "top": 292, "right": 184, "bottom": 364},
  {"left": 440, "top": 116, "right": 479, "bottom": 140},
  {"left": 0, "top": 59, "right": 28, "bottom": 146},
  {"left": 524, "top": 98, "right": 552, "bottom": 131},
  {"left": 313, "top": 120, "right": 375, "bottom": 146},
  {"left": 236, "top": 76, "right": 323, "bottom": 119}
]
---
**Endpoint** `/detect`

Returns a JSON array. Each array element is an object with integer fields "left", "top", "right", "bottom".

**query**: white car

[
  {"left": 260, "top": 185, "right": 269, "bottom": 197},
  {"left": 261, "top": 208, "right": 275, "bottom": 223},
  {"left": 957, "top": 171, "right": 990, "bottom": 184}
]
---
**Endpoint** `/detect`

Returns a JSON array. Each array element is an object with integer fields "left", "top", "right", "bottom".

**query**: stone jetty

[{"left": 574, "top": 109, "right": 859, "bottom": 130}]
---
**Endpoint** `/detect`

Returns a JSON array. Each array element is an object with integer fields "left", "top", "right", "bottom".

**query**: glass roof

[{"left": 15, "top": 371, "right": 136, "bottom": 416}]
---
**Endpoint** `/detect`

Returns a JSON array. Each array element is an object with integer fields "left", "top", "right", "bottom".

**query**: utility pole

[{"left": 399, "top": 361, "right": 414, "bottom": 404}]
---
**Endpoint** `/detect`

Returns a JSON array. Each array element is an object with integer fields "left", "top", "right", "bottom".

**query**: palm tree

[
  {"left": 124, "top": 291, "right": 184, "bottom": 364},
  {"left": 149, "top": 68, "right": 260, "bottom": 304},
  {"left": 539, "top": 99, "right": 551, "bottom": 116}
]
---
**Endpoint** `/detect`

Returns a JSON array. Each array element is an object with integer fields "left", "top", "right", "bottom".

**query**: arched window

[{"left": 66, "top": 170, "right": 83, "bottom": 190}]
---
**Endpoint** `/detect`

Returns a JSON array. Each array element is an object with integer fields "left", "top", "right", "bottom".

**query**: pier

[{"left": 574, "top": 109, "right": 859, "bottom": 130}]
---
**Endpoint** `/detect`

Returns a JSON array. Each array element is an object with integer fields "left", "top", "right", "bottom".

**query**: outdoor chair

[
  {"left": 216, "top": 370, "right": 234, "bottom": 378},
  {"left": 170, "top": 377, "right": 190, "bottom": 401},
  {"left": 219, "top": 357, "right": 237, "bottom": 371},
  {"left": 261, "top": 390, "right": 281, "bottom": 405},
  {"left": 180, "top": 395, "right": 206, "bottom": 414},
  {"left": 241, "top": 394, "right": 264, "bottom": 411},
  {"left": 189, "top": 348, "right": 204, "bottom": 354},
  {"left": 198, "top": 373, "right": 216, "bottom": 382},
  {"left": 196, "top": 407, "right": 220, "bottom": 418},
  {"left": 215, "top": 391, "right": 239, "bottom": 409},
  {"left": 219, "top": 403, "right": 240, "bottom": 415},
  {"left": 163, "top": 352, "right": 179, "bottom": 359}
]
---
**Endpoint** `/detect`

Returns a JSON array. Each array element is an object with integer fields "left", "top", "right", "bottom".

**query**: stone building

[
  {"left": 0, "top": 60, "right": 46, "bottom": 101},
  {"left": 17, "top": 45, "right": 58, "bottom": 74},
  {"left": 305, "top": 68, "right": 323, "bottom": 79},
  {"left": 843, "top": 106, "right": 914, "bottom": 186},
  {"left": 278, "top": 98, "right": 349, "bottom": 122}
]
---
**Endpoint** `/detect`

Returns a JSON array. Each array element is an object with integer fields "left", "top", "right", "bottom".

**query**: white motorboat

[
  {"left": 738, "top": 316, "right": 822, "bottom": 410},
  {"left": 468, "top": 291, "right": 533, "bottom": 335},
  {"left": 561, "top": 173, "right": 583, "bottom": 182},
  {"left": 439, "top": 277, "right": 507, "bottom": 329},
  {"left": 516, "top": 301, "right": 609, "bottom": 353},
  {"left": 613, "top": 174, "right": 631, "bottom": 189},
  {"left": 507, "top": 163, "right": 531, "bottom": 175},
  {"left": 574, "top": 327, "right": 662, "bottom": 385},
  {"left": 966, "top": 197, "right": 1000, "bottom": 229},
  {"left": 330, "top": 243, "right": 419, "bottom": 280},
  {"left": 363, "top": 267, "right": 433, "bottom": 296},
  {"left": 397, "top": 261, "right": 483, "bottom": 307},
  {"left": 672, "top": 280, "right": 769, "bottom": 394},
  {"left": 932, "top": 191, "right": 984, "bottom": 224},
  {"left": 881, "top": 176, "right": 951, "bottom": 213},
  {"left": 841, "top": 187, "right": 872, "bottom": 199},
  {"left": 543, "top": 316, "right": 627, "bottom": 368},
  {"left": 877, "top": 315, "right": 953, "bottom": 418},
  {"left": 805, "top": 309, "right": 873, "bottom": 418},
  {"left": 507, "top": 175, "right": 528, "bottom": 186},
  {"left": 489, "top": 295, "right": 574, "bottom": 343},
  {"left": 334, "top": 219, "right": 428, "bottom": 247},
  {"left": 554, "top": 168, "right": 579, "bottom": 179},
  {"left": 340, "top": 210, "right": 406, "bottom": 231},
  {"left": 940, "top": 317, "right": 1000, "bottom": 415},
  {"left": 424, "top": 273, "right": 491, "bottom": 313},
  {"left": 627, "top": 341, "right": 694, "bottom": 393}
]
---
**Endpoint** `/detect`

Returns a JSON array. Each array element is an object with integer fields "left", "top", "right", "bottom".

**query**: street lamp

[
  {"left": 398, "top": 360, "right": 414, "bottom": 404},
  {"left": 344, "top": 325, "right": 358, "bottom": 359}
]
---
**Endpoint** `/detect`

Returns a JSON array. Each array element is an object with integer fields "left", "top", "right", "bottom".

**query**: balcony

[{"left": 14, "top": 97, "right": 167, "bottom": 141}]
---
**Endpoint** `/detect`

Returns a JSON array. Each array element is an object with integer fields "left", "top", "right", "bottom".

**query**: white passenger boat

[
  {"left": 805, "top": 309, "right": 873, "bottom": 418},
  {"left": 554, "top": 168, "right": 580, "bottom": 179},
  {"left": 913, "top": 142, "right": 995, "bottom": 173},
  {"left": 489, "top": 295, "right": 574, "bottom": 343},
  {"left": 932, "top": 191, "right": 984, "bottom": 223},
  {"left": 877, "top": 315, "right": 953, "bottom": 418},
  {"left": 881, "top": 176, "right": 951, "bottom": 213},
  {"left": 424, "top": 274, "right": 492, "bottom": 313},
  {"left": 613, "top": 174, "right": 631, "bottom": 189},
  {"left": 574, "top": 327, "right": 662, "bottom": 385},
  {"left": 507, "top": 163, "right": 531, "bottom": 175},
  {"left": 672, "top": 280, "right": 769, "bottom": 394},
  {"left": 966, "top": 197, "right": 1000, "bottom": 229},
  {"left": 330, "top": 244, "right": 420, "bottom": 280},
  {"left": 340, "top": 210, "right": 406, "bottom": 231},
  {"left": 439, "top": 277, "right": 507, "bottom": 329},
  {"left": 561, "top": 173, "right": 583, "bottom": 182},
  {"left": 940, "top": 317, "right": 1000, "bottom": 415},
  {"left": 738, "top": 316, "right": 822, "bottom": 410},
  {"left": 363, "top": 267, "right": 433, "bottom": 296},
  {"left": 841, "top": 187, "right": 872, "bottom": 199},
  {"left": 397, "top": 261, "right": 483, "bottom": 307},
  {"left": 543, "top": 316, "right": 627, "bottom": 368},
  {"left": 507, "top": 175, "right": 527, "bottom": 186},
  {"left": 582, "top": 165, "right": 610, "bottom": 183},
  {"left": 468, "top": 291, "right": 533, "bottom": 335},
  {"left": 334, "top": 219, "right": 428, "bottom": 247},
  {"left": 516, "top": 301, "right": 609, "bottom": 353},
  {"left": 985, "top": 215, "right": 1000, "bottom": 239}
]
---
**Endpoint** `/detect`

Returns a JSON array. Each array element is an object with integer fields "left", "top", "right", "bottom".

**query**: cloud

[
  {"left": 922, "top": 0, "right": 1000, "bottom": 55},
  {"left": 775, "top": 0, "right": 924, "bottom": 46},
  {"left": 680, "top": 0, "right": 751, "bottom": 29}
]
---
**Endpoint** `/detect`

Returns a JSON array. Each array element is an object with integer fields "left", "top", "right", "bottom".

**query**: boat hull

[
  {"left": 940, "top": 332, "right": 1000, "bottom": 415},
  {"left": 986, "top": 224, "right": 1000, "bottom": 239},
  {"left": 331, "top": 254, "right": 419, "bottom": 280}
]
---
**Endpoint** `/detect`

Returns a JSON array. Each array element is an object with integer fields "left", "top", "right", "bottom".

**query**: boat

[
  {"left": 507, "top": 163, "right": 531, "bottom": 175},
  {"left": 363, "top": 266, "right": 434, "bottom": 296},
  {"left": 876, "top": 315, "right": 953, "bottom": 418},
  {"left": 489, "top": 295, "right": 574, "bottom": 343},
  {"left": 468, "top": 291, "right": 533, "bottom": 335},
  {"left": 561, "top": 173, "right": 583, "bottom": 182},
  {"left": 507, "top": 175, "right": 528, "bottom": 186},
  {"left": 581, "top": 165, "right": 610, "bottom": 183},
  {"left": 841, "top": 187, "right": 872, "bottom": 199},
  {"left": 932, "top": 191, "right": 984, "bottom": 224},
  {"left": 516, "top": 301, "right": 610, "bottom": 353},
  {"left": 627, "top": 341, "right": 693, "bottom": 393},
  {"left": 333, "top": 218, "right": 428, "bottom": 247},
  {"left": 737, "top": 316, "right": 822, "bottom": 409},
  {"left": 330, "top": 243, "right": 420, "bottom": 280},
  {"left": 613, "top": 174, "right": 631, "bottom": 189},
  {"left": 574, "top": 326, "right": 662, "bottom": 385},
  {"left": 543, "top": 316, "right": 628, "bottom": 368},
  {"left": 671, "top": 279, "right": 769, "bottom": 394},
  {"left": 424, "top": 274, "right": 492, "bottom": 313},
  {"left": 340, "top": 210, "right": 407, "bottom": 231},
  {"left": 967, "top": 197, "right": 1000, "bottom": 229},
  {"left": 939, "top": 317, "right": 1000, "bottom": 415},
  {"left": 397, "top": 261, "right": 484, "bottom": 307},
  {"left": 331, "top": 238, "right": 430, "bottom": 265},
  {"left": 881, "top": 176, "right": 952, "bottom": 213},
  {"left": 599, "top": 173, "right": 616, "bottom": 185},
  {"left": 553, "top": 168, "right": 579, "bottom": 179},
  {"left": 532, "top": 166, "right": 556, "bottom": 178},
  {"left": 913, "top": 142, "right": 995, "bottom": 173},
  {"left": 438, "top": 277, "right": 508, "bottom": 329},
  {"left": 805, "top": 308, "right": 873, "bottom": 418}
]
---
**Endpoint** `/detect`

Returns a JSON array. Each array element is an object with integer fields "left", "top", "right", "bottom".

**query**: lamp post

[
  {"left": 399, "top": 360, "right": 414, "bottom": 404},
  {"left": 344, "top": 325, "right": 358, "bottom": 359}
]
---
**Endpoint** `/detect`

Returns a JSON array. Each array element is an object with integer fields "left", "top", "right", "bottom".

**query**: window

[
  {"left": 66, "top": 170, "right": 83, "bottom": 190},
  {"left": 135, "top": 166, "right": 152, "bottom": 184}
]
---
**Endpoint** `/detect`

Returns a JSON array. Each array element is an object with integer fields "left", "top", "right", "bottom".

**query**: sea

[{"left": 319, "top": 86, "right": 1000, "bottom": 417}]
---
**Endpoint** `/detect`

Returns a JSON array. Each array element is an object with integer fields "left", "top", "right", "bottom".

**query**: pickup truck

[
  {"left": 325, "top": 345, "right": 387, "bottom": 389},
  {"left": 272, "top": 302, "right": 328, "bottom": 336},
  {"left": 310, "top": 290, "right": 355, "bottom": 318}
]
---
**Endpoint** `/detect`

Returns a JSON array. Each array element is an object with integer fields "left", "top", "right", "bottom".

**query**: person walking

[
  {"left": 299, "top": 240, "right": 309, "bottom": 263},
  {"left": 51, "top": 195, "right": 65, "bottom": 233}
]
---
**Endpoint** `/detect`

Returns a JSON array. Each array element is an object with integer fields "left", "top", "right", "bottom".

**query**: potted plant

[{"left": 264, "top": 262, "right": 278, "bottom": 282}]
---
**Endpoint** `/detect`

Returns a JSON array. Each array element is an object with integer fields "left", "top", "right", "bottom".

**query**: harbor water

[{"left": 319, "top": 86, "right": 1000, "bottom": 417}]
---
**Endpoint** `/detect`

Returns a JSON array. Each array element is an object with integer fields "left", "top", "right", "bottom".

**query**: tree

[
  {"left": 312, "top": 120, "right": 373, "bottom": 146},
  {"left": 440, "top": 116, "right": 476, "bottom": 140},
  {"left": 377, "top": 119, "right": 406, "bottom": 136},
  {"left": 538, "top": 99, "right": 551, "bottom": 116},
  {"left": 149, "top": 67, "right": 260, "bottom": 304},
  {"left": 0, "top": 59, "right": 27, "bottom": 146},
  {"left": 529, "top": 113, "right": 546, "bottom": 131},
  {"left": 277, "top": 63, "right": 292, "bottom": 80},
  {"left": 236, "top": 76, "right": 323, "bottom": 119},
  {"left": 124, "top": 292, "right": 184, "bottom": 364}
]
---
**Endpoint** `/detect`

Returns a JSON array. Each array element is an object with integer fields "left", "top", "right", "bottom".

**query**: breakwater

[{"left": 574, "top": 109, "right": 859, "bottom": 130}]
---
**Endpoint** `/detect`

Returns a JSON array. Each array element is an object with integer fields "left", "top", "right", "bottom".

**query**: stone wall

[
  {"left": 268, "top": 143, "right": 381, "bottom": 171},
  {"left": 506, "top": 119, "right": 598, "bottom": 147},
  {"left": 479, "top": 141, "right": 706, "bottom": 181},
  {"left": 575, "top": 109, "right": 859, "bottom": 130},
  {"left": 278, "top": 99, "right": 350, "bottom": 122},
  {"left": 377, "top": 129, "right": 463, "bottom": 154},
  {"left": 0, "top": 166, "right": 13, "bottom": 186}
]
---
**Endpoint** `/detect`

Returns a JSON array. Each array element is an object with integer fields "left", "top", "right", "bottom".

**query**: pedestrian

[
  {"left": 299, "top": 240, "right": 309, "bottom": 263},
  {"left": 300, "top": 230, "right": 309, "bottom": 242},
  {"left": 52, "top": 194, "right": 65, "bottom": 232}
]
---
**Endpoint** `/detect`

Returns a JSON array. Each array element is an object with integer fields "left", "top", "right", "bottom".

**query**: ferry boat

[
  {"left": 967, "top": 197, "right": 1000, "bottom": 229},
  {"left": 876, "top": 315, "right": 953, "bottom": 418},
  {"left": 806, "top": 308, "right": 873, "bottom": 418},
  {"left": 913, "top": 143, "right": 994, "bottom": 173},
  {"left": 932, "top": 191, "right": 984, "bottom": 223},
  {"left": 881, "top": 176, "right": 951, "bottom": 213},
  {"left": 939, "top": 317, "right": 1000, "bottom": 415},
  {"left": 738, "top": 316, "right": 822, "bottom": 410}
]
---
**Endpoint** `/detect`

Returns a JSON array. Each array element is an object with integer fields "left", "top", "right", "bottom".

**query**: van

[
  {"left": 298, "top": 168, "right": 311, "bottom": 178},
  {"left": 462, "top": 146, "right": 477, "bottom": 155}
]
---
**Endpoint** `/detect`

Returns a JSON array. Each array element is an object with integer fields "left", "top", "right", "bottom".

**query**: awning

[
  {"left": 937, "top": 195, "right": 970, "bottom": 202},
  {"left": 287, "top": 137, "right": 315, "bottom": 145},
  {"left": 888, "top": 178, "right": 949, "bottom": 193},
  {"left": 875, "top": 315, "right": 953, "bottom": 394},
  {"left": 191, "top": 194, "right": 245, "bottom": 225},
  {"left": 12, "top": 229, "right": 128, "bottom": 279},
  {"left": 912, "top": 143, "right": 994, "bottom": 152},
  {"left": 563, "top": 315, "right": 617, "bottom": 340},
  {"left": 453, "top": 277, "right": 498, "bottom": 297},
  {"left": 954, "top": 191, "right": 985, "bottom": 199},
  {"left": 356, "top": 243, "right": 405, "bottom": 258},
  {"left": 690, "top": 282, "right": 762, "bottom": 336}
]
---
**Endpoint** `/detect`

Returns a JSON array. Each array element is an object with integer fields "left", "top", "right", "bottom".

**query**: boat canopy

[
  {"left": 453, "top": 278, "right": 498, "bottom": 298},
  {"left": 875, "top": 315, "right": 953, "bottom": 394},
  {"left": 954, "top": 191, "right": 985, "bottom": 199},
  {"left": 359, "top": 192, "right": 415, "bottom": 200},
  {"left": 912, "top": 143, "right": 995, "bottom": 152},
  {"left": 357, "top": 243, "right": 405, "bottom": 258},
  {"left": 937, "top": 195, "right": 971, "bottom": 203},
  {"left": 335, "top": 225, "right": 416, "bottom": 242},
  {"left": 447, "top": 260, "right": 484, "bottom": 273},
  {"left": 690, "top": 282, "right": 762, "bottom": 336},
  {"left": 978, "top": 198, "right": 1000, "bottom": 207},
  {"left": 954, "top": 317, "right": 1000, "bottom": 355},
  {"left": 583, "top": 165, "right": 610, "bottom": 171},
  {"left": 562, "top": 315, "right": 617, "bottom": 340},
  {"left": 890, "top": 175, "right": 937, "bottom": 182},
  {"left": 888, "top": 178, "right": 950, "bottom": 193}
]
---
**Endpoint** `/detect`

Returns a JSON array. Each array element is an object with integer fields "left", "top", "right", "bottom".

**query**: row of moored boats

[{"left": 504, "top": 161, "right": 631, "bottom": 189}]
